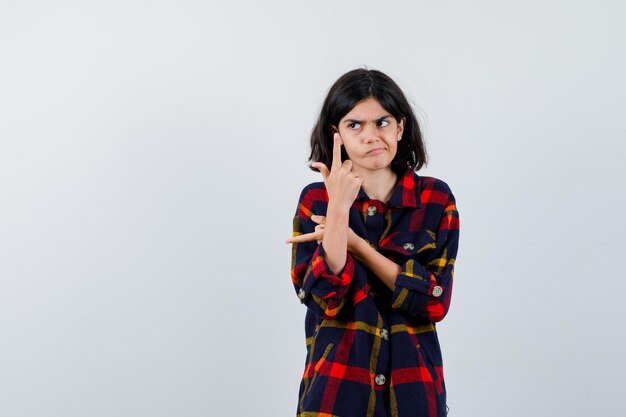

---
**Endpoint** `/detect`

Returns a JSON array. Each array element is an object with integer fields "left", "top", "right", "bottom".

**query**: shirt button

[
  {"left": 403, "top": 242, "right": 415, "bottom": 251},
  {"left": 298, "top": 288, "right": 306, "bottom": 300},
  {"left": 380, "top": 328, "right": 389, "bottom": 340},
  {"left": 366, "top": 205, "right": 377, "bottom": 216},
  {"left": 375, "top": 374, "right": 386, "bottom": 385},
  {"left": 432, "top": 286, "right": 444, "bottom": 297}
]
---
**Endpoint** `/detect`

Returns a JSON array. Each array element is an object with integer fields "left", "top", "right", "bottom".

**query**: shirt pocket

[{"left": 379, "top": 229, "right": 437, "bottom": 260}]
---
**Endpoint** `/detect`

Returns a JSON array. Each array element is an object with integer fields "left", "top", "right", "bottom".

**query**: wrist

[
  {"left": 349, "top": 235, "right": 369, "bottom": 260},
  {"left": 327, "top": 200, "right": 351, "bottom": 216}
]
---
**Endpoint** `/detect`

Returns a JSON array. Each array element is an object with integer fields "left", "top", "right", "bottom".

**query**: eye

[
  {"left": 378, "top": 119, "right": 390, "bottom": 127},
  {"left": 348, "top": 122, "right": 361, "bottom": 129}
]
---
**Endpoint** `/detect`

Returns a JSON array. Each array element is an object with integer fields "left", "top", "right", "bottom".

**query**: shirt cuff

[
  {"left": 391, "top": 259, "right": 445, "bottom": 307},
  {"left": 299, "top": 243, "right": 355, "bottom": 303}
]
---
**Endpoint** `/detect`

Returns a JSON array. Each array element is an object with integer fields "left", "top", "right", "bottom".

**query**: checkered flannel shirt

[{"left": 290, "top": 168, "right": 460, "bottom": 417}]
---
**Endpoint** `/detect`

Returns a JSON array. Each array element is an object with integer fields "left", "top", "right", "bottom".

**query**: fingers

[
  {"left": 285, "top": 235, "right": 305, "bottom": 244},
  {"left": 313, "top": 133, "right": 353, "bottom": 179},
  {"left": 285, "top": 229, "right": 323, "bottom": 244},
  {"left": 311, "top": 162, "right": 330, "bottom": 180},
  {"left": 310, "top": 215, "right": 326, "bottom": 225},
  {"left": 331, "top": 133, "right": 343, "bottom": 172},
  {"left": 285, "top": 218, "right": 325, "bottom": 244},
  {"left": 285, "top": 232, "right": 318, "bottom": 244}
]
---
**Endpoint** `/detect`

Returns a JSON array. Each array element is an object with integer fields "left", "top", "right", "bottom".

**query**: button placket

[{"left": 364, "top": 201, "right": 383, "bottom": 252}]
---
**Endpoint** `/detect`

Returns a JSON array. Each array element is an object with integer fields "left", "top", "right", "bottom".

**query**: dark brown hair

[{"left": 309, "top": 68, "right": 428, "bottom": 177}]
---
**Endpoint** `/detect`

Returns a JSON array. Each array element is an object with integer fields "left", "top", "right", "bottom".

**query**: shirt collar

[{"left": 356, "top": 168, "right": 421, "bottom": 208}]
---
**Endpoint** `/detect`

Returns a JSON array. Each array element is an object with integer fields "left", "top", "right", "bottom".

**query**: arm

[
  {"left": 350, "top": 236, "right": 401, "bottom": 292},
  {"left": 321, "top": 202, "right": 350, "bottom": 275},
  {"left": 391, "top": 195, "right": 460, "bottom": 322},
  {"left": 290, "top": 187, "right": 359, "bottom": 320},
  {"left": 289, "top": 133, "right": 366, "bottom": 319},
  {"left": 311, "top": 133, "right": 363, "bottom": 275}
]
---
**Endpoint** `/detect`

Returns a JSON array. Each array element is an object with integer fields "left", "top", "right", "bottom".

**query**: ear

[
  {"left": 330, "top": 124, "right": 339, "bottom": 134},
  {"left": 397, "top": 117, "right": 406, "bottom": 139}
]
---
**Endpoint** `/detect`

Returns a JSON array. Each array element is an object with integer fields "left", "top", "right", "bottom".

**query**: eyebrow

[{"left": 343, "top": 115, "right": 393, "bottom": 124}]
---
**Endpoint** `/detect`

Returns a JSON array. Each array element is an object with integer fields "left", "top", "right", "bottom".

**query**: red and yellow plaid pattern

[{"left": 290, "top": 168, "right": 460, "bottom": 417}]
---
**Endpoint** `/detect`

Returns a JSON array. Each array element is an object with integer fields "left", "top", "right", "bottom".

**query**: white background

[{"left": 1, "top": 1, "right": 625, "bottom": 416}]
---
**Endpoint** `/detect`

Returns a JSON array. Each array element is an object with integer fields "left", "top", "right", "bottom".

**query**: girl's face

[{"left": 333, "top": 97, "right": 405, "bottom": 175}]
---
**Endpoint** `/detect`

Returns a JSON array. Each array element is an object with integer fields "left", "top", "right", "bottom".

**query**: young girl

[{"left": 286, "top": 69, "right": 460, "bottom": 417}]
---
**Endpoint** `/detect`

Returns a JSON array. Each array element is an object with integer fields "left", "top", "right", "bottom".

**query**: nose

[{"left": 362, "top": 122, "right": 380, "bottom": 143}]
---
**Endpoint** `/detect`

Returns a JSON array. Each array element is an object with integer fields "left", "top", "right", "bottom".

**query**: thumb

[{"left": 311, "top": 162, "right": 330, "bottom": 179}]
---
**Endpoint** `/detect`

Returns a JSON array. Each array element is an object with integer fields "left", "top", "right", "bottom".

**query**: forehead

[{"left": 341, "top": 97, "right": 390, "bottom": 121}]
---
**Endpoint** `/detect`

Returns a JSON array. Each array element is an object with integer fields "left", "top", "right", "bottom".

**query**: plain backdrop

[{"left": 1, "top": 1, "right": 625, "bottom": 416}]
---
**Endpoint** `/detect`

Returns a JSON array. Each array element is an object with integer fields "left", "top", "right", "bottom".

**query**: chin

[{"left": 366, "top": 164, "right": 390, "bottom": 171}]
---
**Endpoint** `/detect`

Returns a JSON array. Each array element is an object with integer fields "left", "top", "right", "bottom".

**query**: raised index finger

[{"left": 331, "top": 133, "right": 343, "bottom": 171}]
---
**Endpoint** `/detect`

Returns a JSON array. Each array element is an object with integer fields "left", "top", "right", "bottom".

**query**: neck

[{"left": 356, "top": 168, "right": 398, "bottom": 203}]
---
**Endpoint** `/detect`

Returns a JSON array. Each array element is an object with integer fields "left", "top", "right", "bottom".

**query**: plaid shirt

[{"left": 290, "top": 168, "right": 460, "bottom": 417}]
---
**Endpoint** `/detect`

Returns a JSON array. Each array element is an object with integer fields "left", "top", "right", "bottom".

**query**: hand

[
  {"left": 311, "top": 133, "right": 364, "bottom": 213},
  {"left": 285, "top": 215, "right": 364, "bottom": 253}
]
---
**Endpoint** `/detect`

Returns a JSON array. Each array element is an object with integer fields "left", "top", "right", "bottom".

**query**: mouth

[{"left": 367, "top": 147, "right": 385, "bottom": 155}]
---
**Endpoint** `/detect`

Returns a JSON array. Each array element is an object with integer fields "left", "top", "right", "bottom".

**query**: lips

[{"left": 367, "top": 147, "right": 385, "bottom": 155}]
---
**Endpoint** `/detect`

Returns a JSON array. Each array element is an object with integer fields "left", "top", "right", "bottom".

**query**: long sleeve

[
  {"left": 390, "top": 190, "right": 460, "bottom": 322},
  {"left": 290, "top": 185, "right": 363, "bottom": 320}
]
